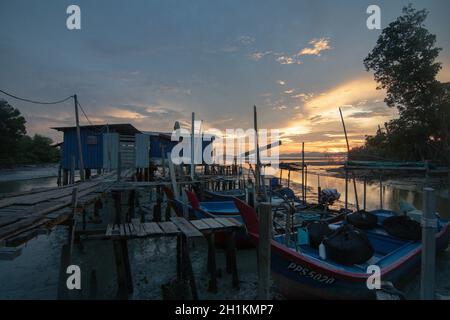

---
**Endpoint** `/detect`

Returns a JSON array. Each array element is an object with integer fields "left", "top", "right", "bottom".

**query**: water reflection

[{"left": 276, "top": 166, "right": 449, "bottom": 219}]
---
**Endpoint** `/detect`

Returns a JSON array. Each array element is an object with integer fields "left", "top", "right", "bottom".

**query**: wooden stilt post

[
  {"left": 379, "top": 175, "right": 383, "bottom": 210},
  {"left": 287, "top": 169, "right": 291, "bottom": 188},
  {"left": 345, "top": 168, "right": 348, "bottom": 212},
  {"left": 112, "top": 191, "right": 133, "bottom": 298},
  {"left": 207, "top": 233, "right": 217, "bottom": 293},
  {"left": 258, "top": 203, "right": 272, "bottom": 299},
  {"left": 229, "top": 231, "right": 239, "bottom": 289},
  {"left": 363, "top": 176, "right": 367, "bottom": 211},
  {"left": 305, "top": 165, "right": 308, "bottom": 203},
  {"left": 176, "top": 235, "right": 182, "bottom": 280},
  {"left": 301, "top": 142, "right": 305, "bottom": 204},
  {"left": 69, "top": 188, "right": 78, "bottom": 257},
  {"left": 420, "top": 187, "right": 437, "bottom": 300},
  {"left": 57, "top": 164, "right": 62, "bottom": 187},
  {"left": 317, "top": 175, "right": 321, "bottom": 205},
  {"left": 63, "top": 169, "right": 69, "bottom": 186},
  {"left": 70, "top": 156, "right": 75, "bottom": 184},
  {"left": 191, "top": 112, "right": 195, "bottom": 180},
  {"left": 117, "top": 152, "right": 121, "bottom": 182},
  {"left": 182, "top": 235, "right": 198, "bottom": 300}
]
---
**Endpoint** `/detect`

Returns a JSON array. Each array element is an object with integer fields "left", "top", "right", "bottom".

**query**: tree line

[
  {"left": 0, "top": 99, "right": 59, "bottom": 167},
  {"left": 350, "top": 5, "right": 450, "bottom": 165}
]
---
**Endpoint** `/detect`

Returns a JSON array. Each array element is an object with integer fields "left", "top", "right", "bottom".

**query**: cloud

[
  {"left": 276, "top": 56, "right": 296, "bottom": 65},
  {"left": 299, "top": 38, "right": 331, "bottom": 56},
  {"left": 303, "top": 76, "right": 384, "bottom": 117},
  {"left": 292, "top": 92, "right": 314, "bottom": 102},
  {"left": 249, "top": 51, "right": 272, "bottom": 61},
  {"left": 284, "top": 89, "right": 294, "bottom": 94},
  {"left": 237, "top": 35, "right": 255, "bottom": 46},
  {"left": 277, "top": 80, "right": 286, "bottom": 86}
]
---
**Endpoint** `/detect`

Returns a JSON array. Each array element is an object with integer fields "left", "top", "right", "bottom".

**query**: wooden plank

[
  {"left": 201, "top": 218, "right": 224, "bottom": 230},
  {"left": 158, "top": 221, "right": 180, "bottom": 235},
  {"left": 226, "top": 218, "right": 243, "bottom": 227},
  {"left": 142, "top": 222, "right": 163, "bottom": 235},
  {"left": 170, "top": 217, "right": 203, "bottom": 238},
  {"left": 190, "top": 219, "right": 211, "bottom": 231},
  {"left": 214, "top": 218, "right": 235, "bottom": 228},
  {"left": 0, "top": 215, "right": 44, "bottom": 240},
  {"left": 0, "top": 216, "right": 21, "bottom": 228}
]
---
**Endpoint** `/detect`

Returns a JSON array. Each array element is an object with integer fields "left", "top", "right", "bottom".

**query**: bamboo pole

[
  {"left": 73, "top": 94, "right": 85, "bottom": 181},
  {"left": 363, "top": 176, "right": 367, "bottom": 211},
  {"left": 339, "top": 107, "right": 359, "bottom": 211},
  {"left": 254, "top": 106, "right": 262, "bottom": 201},
  {"left": 191, "top": 112, "right": 195, "bottom": 180},
  {"left": 379, "top": 175, "right": 383, "bottom": 209},
  {"left": 301, "top": 142, "right": 305, "bottom": 204}
]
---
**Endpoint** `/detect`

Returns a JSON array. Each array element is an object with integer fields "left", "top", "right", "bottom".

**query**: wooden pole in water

[
  {"left": 305, "top": 165, "right": 308, "bottom": 203},
  {"left": 317, "top": 175, "right": 321, "bottom": 204},
  {"left": 73, "top": 94, "right": 85, "bottom": 181},
  {"left": 301, "top": 142, "right": 305, "bottom": 204},
  {"left": 254, "top": 106, "right": 262, "bottom": 201},
  {"left": 363, "top": 176, "right": 367, "bottom": 211},
  {"left": 339, "top": 107, "right": 359, "bottom": 211},
  {"left": 168, "top": 152, "right": 180, "bottom": 201},
  {"left": 70, "top": 156, "right": 75, "bottom": 184},
  {"left": 379, "top": 175, "right": 383, "bottom": 209},
  {"left": 420, "top": 187, "right": 437, "bottom": 300},
  {"left": 258, "top": 202, "right": 272, "bottom": 300},
  {"left": 287, "top": 169, "right": 291, "bottom": 188},
  {"left": 345, "top": 167, "right": 348, "bottom": 212},
  {"left": 191, "top": 112, "right": 195, "bottom": 180}
]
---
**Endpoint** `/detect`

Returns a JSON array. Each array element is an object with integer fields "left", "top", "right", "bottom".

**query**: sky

[{"left": 1, "top": 0, "right": 450, "bottom": 154}]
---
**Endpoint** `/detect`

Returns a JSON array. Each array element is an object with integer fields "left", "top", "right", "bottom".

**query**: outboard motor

[{"left": 320, "top": 189, "right": 340, "bottom": 206}]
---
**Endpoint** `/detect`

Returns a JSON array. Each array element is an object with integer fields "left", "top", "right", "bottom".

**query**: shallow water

[
  {"left": 0, "top": 165, "right": 449, "bottom": 299},
  {"left": 275, "top": 164, "right": 449, "bottom": 219},
  {"left": 0, "top": 165, "right": 58, "bottom": 195}
]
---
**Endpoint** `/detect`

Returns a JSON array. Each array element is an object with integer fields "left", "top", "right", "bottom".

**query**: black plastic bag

[
  {"left": 382, "top": 215, "right": 421, "bottom": 241},
  {"left": 347, "top": 210, "right": 378, "bottom": 229},
  {"left": 307, "top": 221, "right": 333, "bottom": 249},
  {"left": 324, "top": 224, "right": 374, "bottom": 265}
]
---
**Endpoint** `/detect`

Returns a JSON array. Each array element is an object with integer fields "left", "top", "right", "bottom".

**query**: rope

[{"left": 0, "top": 89, "right": 73, "bottom": 105}]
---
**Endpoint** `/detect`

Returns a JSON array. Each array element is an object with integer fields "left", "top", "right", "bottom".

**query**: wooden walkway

[
  {"left": 0, "top": 173, "right": 118, "bottom": 247},
  {"left": 105, "top": 216, "right": 242, "bottom": 239}
]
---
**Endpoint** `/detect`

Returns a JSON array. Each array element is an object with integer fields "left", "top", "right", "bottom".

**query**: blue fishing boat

[{"left": 234, "top": 198, "right": 450, "bottom": 299}]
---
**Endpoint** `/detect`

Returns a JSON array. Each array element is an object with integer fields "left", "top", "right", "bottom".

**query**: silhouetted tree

[
  {"left": 0, "top": 99, "right": 26, "bottom": 165},
  {"left": 353, "top": 5, "right": 450, "bottom": 164}
]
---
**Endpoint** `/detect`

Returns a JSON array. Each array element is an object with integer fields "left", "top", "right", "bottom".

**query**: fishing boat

[{"left": 233, "top": 198, "right": 450, "bottom": 299}]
